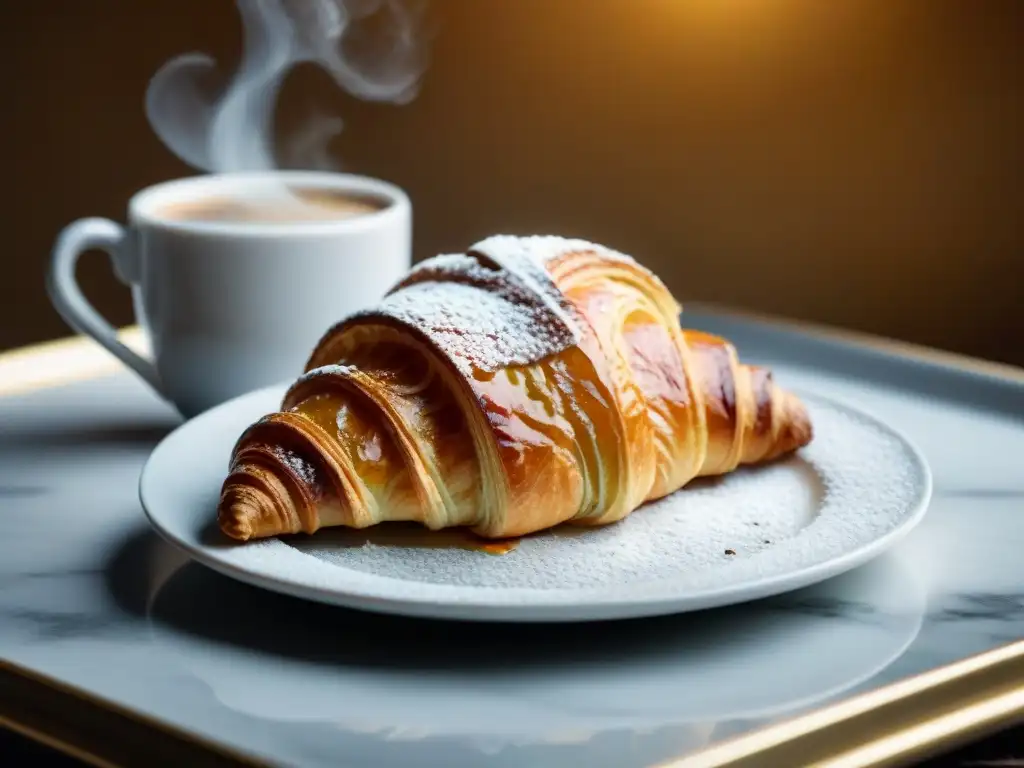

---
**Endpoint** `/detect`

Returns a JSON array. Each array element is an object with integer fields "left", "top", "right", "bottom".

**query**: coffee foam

[{"left": 155, "top": 186, "right": 385, "bottom": 224}]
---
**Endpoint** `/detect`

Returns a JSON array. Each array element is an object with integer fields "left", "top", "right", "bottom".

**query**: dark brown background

[{"left": 3, "top": 0, "right": 1022, "bottom": 364}]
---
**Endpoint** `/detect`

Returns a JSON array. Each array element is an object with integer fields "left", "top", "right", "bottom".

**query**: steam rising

[{"left": 145, "top": 0, "right": 429, "bottom": 172}]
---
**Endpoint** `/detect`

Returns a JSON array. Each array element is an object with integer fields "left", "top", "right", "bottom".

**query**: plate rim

[{"left": 138, "top": 383, "right": 933, "bottom": 622}]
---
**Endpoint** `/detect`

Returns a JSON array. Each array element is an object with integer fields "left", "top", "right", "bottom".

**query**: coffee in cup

[
  {"left": 47, "top": 171, "right": 412, "bottom": 418},
  {"left": 155, "top": 186, "right": 388, "bottom": 224}
]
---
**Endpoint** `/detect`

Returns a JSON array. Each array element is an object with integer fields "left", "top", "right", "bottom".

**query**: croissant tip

[
  {"left": 756, "top": 393, "right": 814, "bottom": 464},
  {"left": 217, "top": 503, "right": 256, "bottom": 541},
  {"left": 794, "top": 398, "right": 813, "bottom": 438},
  {"left": 783, "top": 396, "right": 814, "bottom": 452}
]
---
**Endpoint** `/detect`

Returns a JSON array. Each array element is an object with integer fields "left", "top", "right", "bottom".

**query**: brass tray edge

[
  {"left": 3, "top": 315, "right": 1024, "bottom": 765},
  {"left": 0, "top": 327, "right": 148, "bottom": 398},
  {"left": 2, "top": 311, "right": 1021, "bottom": 398},
  {"left": 661, "top": 638, "right": 1024, "bottom": 767},
  {"left": 0, "top": 660, "right": 269, "bottom": 768},
  {"left": 686, "top": 300, "right": 1024, "bottom": 383}
]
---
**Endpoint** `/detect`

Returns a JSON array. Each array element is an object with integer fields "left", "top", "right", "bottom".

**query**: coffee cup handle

[{"left": 47, "top": 217, "right": 164, "bottom": 396}]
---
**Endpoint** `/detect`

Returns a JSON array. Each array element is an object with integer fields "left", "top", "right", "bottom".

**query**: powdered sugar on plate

[
  {"left": 290, "top": 463, "right": 819, "bottom": 589},
  {"left": 286, "top": 398, "right": 916, "bottom": 591},
  {"left": 140, "top": 388, "right": 932, "bottom": 622}
]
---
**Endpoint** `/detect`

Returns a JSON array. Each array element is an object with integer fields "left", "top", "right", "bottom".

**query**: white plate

[{"left": 139, "top": 384, "right": 932, "bottom": 622}]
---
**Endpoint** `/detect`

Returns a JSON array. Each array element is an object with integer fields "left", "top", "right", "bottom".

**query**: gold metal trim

[
  {"left": 0, "top": 661, "right": 268, "bottom": 767},
  {"left": 686, "top": 300, "right": 1024, "bottom": 383},
  {"left": 2, "top": 308, "right": 1021, "bottom": 398},
  {"left": 0, "top": 714, "right": 120, "bottom": 768},
  {"left": 662, "top": 639, "right": 1024, "bottom": 767},
  {"left": 0, "top": 326, "right": 148, "bottom": 398}
]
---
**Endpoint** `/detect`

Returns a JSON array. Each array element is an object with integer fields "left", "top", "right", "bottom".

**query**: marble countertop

[{"left": 2, "top": 315, "right": 1023, "bottom": 768}]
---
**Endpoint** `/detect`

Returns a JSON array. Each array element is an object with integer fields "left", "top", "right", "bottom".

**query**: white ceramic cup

[{"left": 47, "top": 171, "right": 411, "bottom": 418}]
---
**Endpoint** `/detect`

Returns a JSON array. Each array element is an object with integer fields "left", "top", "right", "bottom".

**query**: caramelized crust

[{"left": 218, "top": 236, "right": 813, "bottom": 541}]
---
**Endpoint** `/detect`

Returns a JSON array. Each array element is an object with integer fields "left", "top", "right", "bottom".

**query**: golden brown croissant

[{"left": 218, "top": 235, "right": 812, "bottom": 542}]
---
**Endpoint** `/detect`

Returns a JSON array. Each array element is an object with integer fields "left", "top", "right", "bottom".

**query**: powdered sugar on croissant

[{"left": 218, "top": 235, "right": 813, "bottom": 542}]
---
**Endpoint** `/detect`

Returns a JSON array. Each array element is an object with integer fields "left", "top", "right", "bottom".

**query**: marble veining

[
  {"left": 1, "top": 318, "right": 1024, "bottom": 768},
  {"left": 764, "top": 596, "right": 893, "bottom": 622},
  {"left": 0, "top": 485, "right": 48, "bottom": 498},
  {"left": 931, "top": 593, "right": 1024, "bottom": 623},
  {"left": 7, "top": 609, "right": 122, "bottom": 641}
]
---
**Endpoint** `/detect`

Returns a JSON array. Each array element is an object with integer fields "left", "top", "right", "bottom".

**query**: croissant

[{"left": 218, "top": 235, "right": 813, "bottom": 542}]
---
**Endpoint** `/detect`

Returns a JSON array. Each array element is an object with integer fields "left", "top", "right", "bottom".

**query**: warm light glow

[
  {"left": 665, "top": 0, "right": 789, "bottom": 23},
  {"left": 650, "top": 0, "right": 812, "bottom": 67}
]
